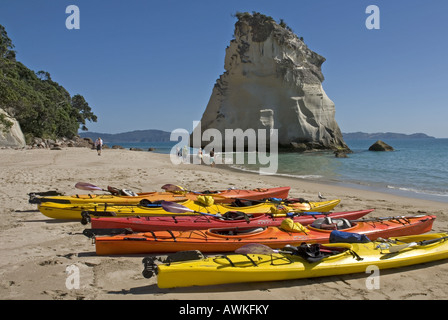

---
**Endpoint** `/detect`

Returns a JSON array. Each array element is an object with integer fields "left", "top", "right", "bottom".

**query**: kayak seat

[
  {"left": 310, "top": 217, "right": 352, "bottom": 230},
  {"left": 107, "top": 186, "right": 138, "bottom": 196},
  {"left": 231, "top": 199, "right": 256, "bottom": 207},
  {"left": 139, "top": 200, "right": 163, "bottom": 207},
  {"left": 139, "top": 199, "right": 153, "bottom": 206},
  {"left": 221, "top": 211, "right": 253, "bottom": 221},
  {"left": 283, "top": 198, "right": 309, "bottom": 204},
  {"left": 283, "top": 243, "right": 348, "bottom": 263},
  {"left": 164, "top": 250, "right": 205, "bottom": 264},
  {"left": 210, "top": 227, "right": 266, "bottom": 236},
  {"left": 200, "top": 190, "right": 219, "bottom": 194}
]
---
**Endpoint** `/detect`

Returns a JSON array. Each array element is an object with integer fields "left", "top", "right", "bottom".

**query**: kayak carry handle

[{"left": 142, "top": 257, "right": 158, "bottom": 279}]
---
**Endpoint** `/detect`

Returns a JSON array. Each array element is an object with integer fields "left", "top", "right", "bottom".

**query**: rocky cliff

[
  {"left": 192, "top": 12, "right": 349, "bottom": 152},
  {"left": 0, "top": 109, "right": 26, "bottom": 148}
]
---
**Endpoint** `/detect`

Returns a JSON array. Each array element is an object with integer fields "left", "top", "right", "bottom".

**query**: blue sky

[{"left": 1, "top": 0, "right": 447, "bottom": 138}]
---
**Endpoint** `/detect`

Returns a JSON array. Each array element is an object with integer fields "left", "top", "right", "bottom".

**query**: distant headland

[
  {"left": 78, "top": 129, "right": 436, "bottom": 145},
  {"left": 342, "top": 132, "right": 436, "bottom": 140},
  {"left": 79, "top": 129, "right": 171, "bottom": 143}
]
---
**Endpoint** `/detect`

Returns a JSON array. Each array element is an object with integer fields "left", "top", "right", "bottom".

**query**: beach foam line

[
  {"left": 387, "top": 185, "right": 448, "bottom": 198},
  {"left": 229, "top": 164, "right": 324, "bottom": 180}
]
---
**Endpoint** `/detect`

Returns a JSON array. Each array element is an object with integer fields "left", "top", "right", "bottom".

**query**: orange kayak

[
  {"left": 92, "top": 215, "right": 436, "bottom": 255},
  {"left": 29, "top": 186, "right": 291, "bottom": 205}
]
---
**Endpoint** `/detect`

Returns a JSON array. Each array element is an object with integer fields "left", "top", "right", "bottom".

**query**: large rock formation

[
  {"left": 192, "top": 12, "right": 349, "bottom": 152},
  {"left": 0, "top": 109, "right": 26, "bottom": 148}
]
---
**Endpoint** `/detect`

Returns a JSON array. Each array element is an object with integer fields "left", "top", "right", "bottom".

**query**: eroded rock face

[
  {"left": 192, "top": 12, "right": 349, "bottom": 152},
  {"left": 0, "top": 109, "right": 26, "bottom": 148}
]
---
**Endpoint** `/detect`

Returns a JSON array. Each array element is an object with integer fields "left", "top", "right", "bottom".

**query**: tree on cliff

[
  {"left": 71, "top": 94, "right": 97, "bottom": 131},
  {"left": 0, "top": 25, "right": 16, "bottom": 60},
  {"left": 0, "top": 24, "right": 97, "bottom": 142}
]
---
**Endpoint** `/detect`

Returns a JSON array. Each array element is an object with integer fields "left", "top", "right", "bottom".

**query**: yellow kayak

[
  {"left": 143, "top": 233, "right": 448, "bottom": 288},
  {"left": 37, "top": 198, "right": 341, "bottom": 220}
]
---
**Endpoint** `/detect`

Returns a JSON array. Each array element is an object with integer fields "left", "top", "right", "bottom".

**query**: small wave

[
  {"left": 274, "top": 172, "right": 324, "bottom": 180},
  {"left": 387, "top": 185, "right": 448, "bottom": 197},
  {"left": 229, "top": 165, "right": 323, "bottom": 180}
]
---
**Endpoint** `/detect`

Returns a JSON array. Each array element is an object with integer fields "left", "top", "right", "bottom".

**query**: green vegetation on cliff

[{"left": 0, "top": 24, "right": 97, "bottom": 143}]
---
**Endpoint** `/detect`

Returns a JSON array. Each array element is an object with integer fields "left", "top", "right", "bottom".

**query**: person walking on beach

[
  {"left": 182, "top": 145, "right": 189, "bottom": 163},
  {"left": 95, "top": 137, "right": 103, "bottom": 156},
  {"left": 197, "top": 147, "right": 203, "bottom": 164},
  {"left": 210, "top": 148, "right": 215, "bottom": 167}
]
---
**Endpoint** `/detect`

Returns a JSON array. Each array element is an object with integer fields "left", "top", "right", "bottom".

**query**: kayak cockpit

[{"left": 206, "top": 227, "right": 267, "bottom": 237}]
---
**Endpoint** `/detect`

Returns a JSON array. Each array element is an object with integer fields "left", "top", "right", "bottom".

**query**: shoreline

[
  {"left": 1, "top": 147, "right": 448, "bottom": 300},
  {"left": 195, "top": 152, "right": 448, "bottom": 205},
  {"left": 220, "top": 162, "right": 448, "bottom": 212},
  {"left": 226, "top": 164, "right": 448, "bottom": 205},
  {"left": 118, "top": 139, "right": 448, "bottom": 204}
]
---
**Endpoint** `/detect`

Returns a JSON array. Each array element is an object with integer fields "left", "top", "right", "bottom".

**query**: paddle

[
  {"left": 28, "top": 190, "right": 64, "bottom": 197},
  {"left": 287, "top": 211, "right": 334, "bottom": 217},
  {"left": 161, "top": 201, "right": 334, "bottom": 220},
  {"left": 235, "top": 243, "right": 360, "bottom": 262},
  {"left": 161, "top": 184, "right": 228, "bottom": 198},
  {"left": 75, "top": 182, "right": 141, "bottom": 197},
  {"left": 75, "top": 182, "right": 107, "bottom": 192},
  {"left": 235, "top": 243, "right": 324, "bottom": 261},
  {"left": 225, "top": 197, "right": 309, "bottom": 205},
  {"left": 235, "top": 243, "right": 282, "bottom": 254},
  {"left": 389, "top": 235, "right": 448, "bottom": 253},
  {"left": 161, "top": 184, "right": 188, "bottom": 193},
  {"left": 160, "top": 201, "right": 338, "bottom": 219},
  {"left": 83, "top": 228, "right": 134, "bottom": 238},
  {"left": 161, "top": 201, "right": 222, "bottom": 218},
  {"left": 161, "top": 184, "right": 241, "bottom": 194},
  {"left": 349, "top": 214, "right": 426, "bottom": 223}
]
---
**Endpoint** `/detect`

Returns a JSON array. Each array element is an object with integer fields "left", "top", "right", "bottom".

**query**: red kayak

[
  {"left": 86, "top": 209, "right": 375, "bottom": 232},
  {"left": 91, "top": 215, "right": 436, "bottom": 255}
]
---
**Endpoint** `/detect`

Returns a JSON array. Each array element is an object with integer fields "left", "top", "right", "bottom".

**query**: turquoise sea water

[{"left": 117, "top": 139, "right": 448, "bottom": 203}]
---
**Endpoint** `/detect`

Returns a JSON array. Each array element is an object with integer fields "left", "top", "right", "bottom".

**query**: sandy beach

[{"left": 1, "top": 146, "right": 448, "bottom": 301}]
